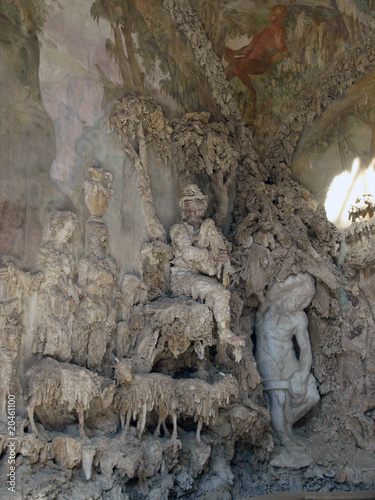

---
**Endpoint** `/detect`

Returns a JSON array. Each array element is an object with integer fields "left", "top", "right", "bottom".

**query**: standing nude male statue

[{"left": 255, "top": 273, "right": 320, "bottom": 445}]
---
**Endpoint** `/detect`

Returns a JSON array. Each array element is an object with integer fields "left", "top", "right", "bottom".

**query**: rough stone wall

[{"left": 1, "top": 1, "right": 375, "bottom": 499}]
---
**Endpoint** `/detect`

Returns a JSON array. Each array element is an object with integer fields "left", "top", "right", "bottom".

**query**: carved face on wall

[
  {"left": 183, "top": 199, "right": 207, "bottom": 227},
  {"left": 179, "top": 184, "right": 209, "bottom": 227},
  {"left": 50, "top": 211, "right": 77, "bottom": 246},
  {"left": 267, "top": 273, "right": 315, "bottom": 313}
]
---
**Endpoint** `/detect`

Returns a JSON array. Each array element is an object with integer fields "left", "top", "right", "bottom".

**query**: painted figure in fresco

[
  {"left": 255, "top": 273, "right": 320, "bottom": 446},
  {"left": 170, "top": 184, "right": 244, "bottom": 365},
  {"left": 224, "top": 4, "right": 288, "bottom": 115}
]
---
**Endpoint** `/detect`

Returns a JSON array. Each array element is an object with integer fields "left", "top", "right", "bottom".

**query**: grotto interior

[{"left": 1, "top": 1, "right": 375, "bottom": 499}]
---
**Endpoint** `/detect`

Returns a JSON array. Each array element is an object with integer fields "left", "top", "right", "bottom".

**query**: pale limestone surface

[
  {"left": 26, "top": 357, "right": 115, "bottom": 439},
  {"left": 31, "top": 211, "right": 79, "bottom": 362},
  {"left": 72, "top": 167, "right": 119, "bottom": 374},
  {"left": 170, "top": 184, "right": 244, "bottom": 364},
  {"left": 255, "top": 274, "right": 320, "bottom": 445},
  {"left": 72, "top": 217, "right": 119, "bottom": 374},
  {"left": 2, "top": 3, "right": 375, "bottom": 496}
]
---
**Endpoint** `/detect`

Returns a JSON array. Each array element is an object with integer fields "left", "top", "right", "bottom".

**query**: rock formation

[
  {"left": 32, "top": 210, "right": 79, "bottom": 362},
  {"left": 255, "top": 273, "right": 320, "bottom": 446},
  {"left": 2, "top": 2, "right": 375, "bottom": 497},
  {"left": 72, "top": 167, "right": 119, "bottom": 375}
]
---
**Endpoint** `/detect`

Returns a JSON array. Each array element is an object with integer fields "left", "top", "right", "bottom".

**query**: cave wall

[{"left": 1, "top": 1, "right": 375, "bottom": 499}]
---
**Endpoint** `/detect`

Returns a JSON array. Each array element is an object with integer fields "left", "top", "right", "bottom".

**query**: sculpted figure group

[
  {"left": 0, "top": 168, "right": 320, "bottom": 458},
  {"left": 72, "top": 217, "right": 119, "bottom": 373}
]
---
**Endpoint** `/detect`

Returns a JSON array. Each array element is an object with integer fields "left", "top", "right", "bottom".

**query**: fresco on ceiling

[
  {"left": 291, "top": 69, "right": 375, "bottom": 227},
  {"left": 90, "top": 0, "right": 220, "bottom": 119},
  {"left": 86, "top": 0, "right": 375, "bottom": 153},
  {"left": 194, "top": 0, "right": 375, "bottom": 152}
]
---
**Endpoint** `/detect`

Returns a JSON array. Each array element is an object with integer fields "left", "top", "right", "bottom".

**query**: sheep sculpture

[
  {"left": 26, "top": 357, "right": 115, "bottom": 439},
  {"left": 175, "top": 374, "right": 239, "bottom": 442},
  {"left": 115, "top": 359, "right": 178, "bottom": 439},
  {"left": 115, "top": 359, "right": 239, "bottom": 442}
]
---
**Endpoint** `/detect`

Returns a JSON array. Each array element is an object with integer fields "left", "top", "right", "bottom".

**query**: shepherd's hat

[{"left": 179, "top": 184, "right": 208, "bottom": 210}]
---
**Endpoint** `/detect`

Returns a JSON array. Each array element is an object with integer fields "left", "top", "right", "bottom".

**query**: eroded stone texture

[
  {"left": 264, "top": 32, "right": 375, "bottom": 179},
  {"left": 171, "top": 113, "right": 239, "bottom": 227},
  {"left": 83, "top": 166, "right": 113, "bottom": 218},
  {"left": 72, "top": 217, "right": 119, "bottom": 374},
  {"left": 255, "top": 273, "right": 320, "bottom": 447},
  {"left": 2, "top": 5, "right": 375, "bottom": 495},
  {"left": 71, "top": 167, "right": 119, "bottom": 374},
  {"left": 338, "top": 219, "right": 375, "bottom": 453},
  {"left": 170, "top": 184, "right": 244, "bottom": 365},
  {"left": 32, "top": 210, "right": 79, "bottom": 362},
  {"left": 26, "top": 357, "right": 115, "bottom": 439},
  {"left": 124, "top": 297, "right": 214, "bottom": 371},
  {"left": 0, "top": 298, "right": 22, "bottom": 422},
  {"left": 108, "top": 96, "right": 171, "bottom": 242}
]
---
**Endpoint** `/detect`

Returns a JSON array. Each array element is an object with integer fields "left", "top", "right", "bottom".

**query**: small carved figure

[
  {"left": 83, "top": 166, "right": 113, "bottom": 217},
  {"left": 255, "top": 273, "right": 320, "bottom": 445},
  {"left": 72, "top": 217, "right": 119, "bottom": 373},
  {"left": 170, "top": 185, "right": 244, "bottom": 365},
  {"left": 32, "top": 211, "right": 79, "bottom": 362}
]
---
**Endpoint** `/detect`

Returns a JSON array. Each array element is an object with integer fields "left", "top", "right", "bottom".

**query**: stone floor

[{"left": 246, "top": 491, "right": 375, "bottom": 499}]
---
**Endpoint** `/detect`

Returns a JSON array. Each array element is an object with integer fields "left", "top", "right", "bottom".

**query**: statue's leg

[
  {"left": 138, "top": 403, "right": 147, "bottom": 438},
  {"left": 267, "top": 389, "right": 289, "bottom": 445},
  {"left": 161, "top": 417, "right": 170, "bottom": 437},
  {"left": 154, "top": 414, "right": 162, "bottom": 436},
  {"left": 124, "top": 410, "right": 131, "bottom": 433},
  {"left": 171, "top": 412, "right": 178, "bottom": 440},
  {"left": 27, "top": 403, "right": 39, "bottom": 434},
  {"left": 78, "top": 407, "right": 88, "bottom": 439},
  {"left": 288, "top": 376, "right": 320, "bottom": 429},
  {"left": 190, "top": 277, "right": 232, "bottom": 340},
  {"left": 155, "top": 412, "right": 170, "bottom": 437},
  {"left": 196, "top": 417, "right": 203, "bottom": 443}
]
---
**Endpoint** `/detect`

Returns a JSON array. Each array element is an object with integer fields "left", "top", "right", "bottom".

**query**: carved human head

[
  {"left": 50, "top": 211, "right": 77, "bottom": 244},
  {"left": 86, "top": 218, "right": 109, "bottom": 256},
  {"left": 267, "top": 273, "right": 315, "bottom": 312},
  {"left": 179, "top": 184, "right": 209, "bottom": 224}
]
